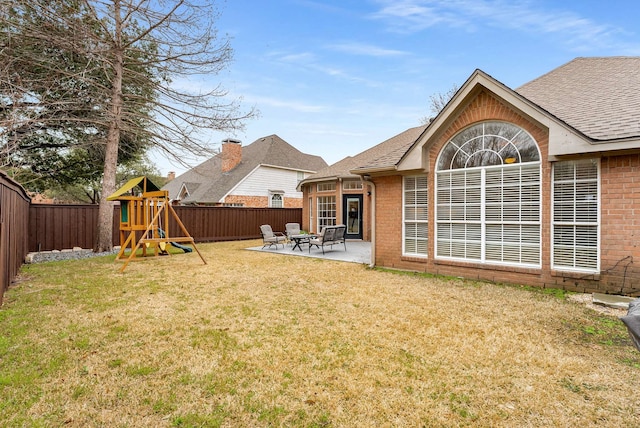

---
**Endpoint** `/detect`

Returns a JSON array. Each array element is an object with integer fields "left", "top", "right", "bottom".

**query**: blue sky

[{"left": 152, "top": 0, "right": 640, "bottom": 175}]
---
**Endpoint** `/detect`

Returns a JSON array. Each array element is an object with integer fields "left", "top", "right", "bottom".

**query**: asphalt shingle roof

[
  {"left": 163, "top": 135, "right": 327, "bottom": 203},
  {"left": 304, "top": 125, "right": 428, "bottom": 181},
  {"left": 516, "top": 56, "right": 640, "bottom": 141}
]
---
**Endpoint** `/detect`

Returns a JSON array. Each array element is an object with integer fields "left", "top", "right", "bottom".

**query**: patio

[{"left": 247, "top": 239, "right": 371, "bottom": 264}]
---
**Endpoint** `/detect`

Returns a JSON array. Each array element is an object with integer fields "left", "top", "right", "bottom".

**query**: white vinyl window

[
  {"left": 317, "top": 182, "right": 336, "bottom": 192},
  {"left": 436, "top": 121, "right": 541, "bottom": 267},
  {"left": 552, "top": 159, "right": 599, "bottom": 272},
  {"left": 404, "top": 175, "right": 428, "bottom": 256},
  {"left": 343, "top": 180, "right": 363, "bottom": 190},
  {"left": 317, "top": 196, "right": 336, "bottom": 231},
  {"left": 270, "top": 193, "right": 283, "bottom": 208}
]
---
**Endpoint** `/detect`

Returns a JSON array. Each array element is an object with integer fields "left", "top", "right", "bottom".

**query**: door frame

[{"left": 342, "top": 194, "right": 363, "bottom": 239}]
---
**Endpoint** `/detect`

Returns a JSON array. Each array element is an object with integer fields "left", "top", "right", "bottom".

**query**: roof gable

[
  {"left": 395, "top": 69, "right": 575, "bottom": 171},
  {"left": 399, "top": 58, "right": 640, "bottom": 169}
]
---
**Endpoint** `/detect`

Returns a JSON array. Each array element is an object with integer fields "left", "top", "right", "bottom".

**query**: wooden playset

[{"left": 107, "top": 176, "right": 206, "bottom": 272}]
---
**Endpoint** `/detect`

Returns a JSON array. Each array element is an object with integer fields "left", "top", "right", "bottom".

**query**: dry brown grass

[{"left": 2, "top": 239, "right": 640, "bottom": 427}]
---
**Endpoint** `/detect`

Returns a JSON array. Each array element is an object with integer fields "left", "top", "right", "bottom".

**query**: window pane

[
  {"left": 436, "top": 121, "right": 541, "bottom": 268},
  {"left": 317, "top": 196, "right": 336, "bottom": 229},
  {"left": 403, "top": 175, "right": 428, "bottom": 256},
  {"left": 552, "top": 160, "right": 599, "bottom": 271}
]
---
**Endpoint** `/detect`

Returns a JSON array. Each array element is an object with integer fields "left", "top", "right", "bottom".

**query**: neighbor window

[
  {"left": 403, "top": 175, "right": 428, "bottom": 256},
  {"left": 435, "top": 121, "right": 541, "bottom": 267},
  {"left": 317, "top": 196, "right": 336, "bottom": 231},
  {"left": 552, "top": 159, "right": 599, "bottom": 272},
  {"left": 270, "top": 193, "right": 283, "bottom": 208}
]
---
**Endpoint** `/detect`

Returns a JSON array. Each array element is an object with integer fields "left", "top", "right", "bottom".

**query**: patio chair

[
  {"left": 285, "top": 222, "right": 301, "bottom": 245},
  {"left": 260, "top": 224, "right": 286, "bottom": 249},
  {"left": 309, "top": 224, "right": 347, "bottom": 254}
]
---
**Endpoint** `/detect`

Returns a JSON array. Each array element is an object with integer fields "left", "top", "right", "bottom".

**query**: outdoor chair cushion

[
  {"left": 285, "top": 223, "right": 301, "bottom": 243},
  {"left": 260, "top": 224, "right": 286, "bottom": 249},
  {"left": 309, "top": 224, "right": 346, "bottom": 254}
]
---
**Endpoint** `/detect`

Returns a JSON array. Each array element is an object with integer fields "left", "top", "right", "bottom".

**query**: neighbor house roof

[
  {"left": 516, "top": 56, "right": 640, "bottom": 141},
  {"left": 299, "top": 125, "right": 428, "bottom": 186},
  {"left": 163, "top": 135, "right": 327, "bottom": 204}
]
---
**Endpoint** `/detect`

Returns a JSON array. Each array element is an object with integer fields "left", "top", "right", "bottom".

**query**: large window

[
  {"left": 436, "top": 121, "right": 541, "bottom": 267},
  {"left": 317, "top": 196, "right": 336, "bottom": 231},
  {"left": 404, "top": 175, "right": 428, "bottom": 256},
  {"left": 552, "top": 160, "right": 599, "bottom": 272}
]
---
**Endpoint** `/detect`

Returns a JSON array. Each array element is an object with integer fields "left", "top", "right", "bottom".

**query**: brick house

[
  {"left": 163, "top": 135, "right": 327, "bottom": 207},
  {"left": 350, "top": 57, "right": 640, "bottom": 295},
  {"left": 299, "top": 125, "right": 426, "bottom": 240}
]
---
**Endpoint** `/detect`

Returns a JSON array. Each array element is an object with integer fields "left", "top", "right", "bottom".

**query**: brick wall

[
  {"left": 223, "top": 194, "right": 303, "bottom": 208},
  {"left": 372, "top": 89, "right": 639, "bottom": 294},
  {"left": 595, "top": 154, "right": 640, "bottom": 294},
  {"left": 374, "top": 176, "right": 403, "bottom": 266},
  {"left": 224, "top": 195, "right": 268, "bottom": 207},
  {"left": 301, "top": 182, "right": 372, "bottom": 239},
  {"left": 284, "top": 197, "right": 303, "bottom": 209}
]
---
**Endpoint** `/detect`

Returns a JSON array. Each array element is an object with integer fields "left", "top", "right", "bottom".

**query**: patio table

[{"left": 290, "top": 234, "right": 316, "bottom": 251}]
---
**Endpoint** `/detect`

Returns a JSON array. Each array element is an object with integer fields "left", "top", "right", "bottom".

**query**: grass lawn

[{"left": 1, "top": 240, "right": 639, "bottom": 427}]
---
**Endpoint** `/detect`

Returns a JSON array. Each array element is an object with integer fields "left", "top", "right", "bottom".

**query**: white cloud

[
  {"left": 371, "top": 0, "right": 629, "bottom": 50},
  {"left": 267, "top": 50, "right": 383, "bottom": 86},
  {"left": 326, "top": 42, "right": 410, "bottom": 57},
  {"left": 369, "top": 0, "right": 461, "bottom": 32},
  {"left": 247, "top": 95, "right": 326, "bottom": 113}
]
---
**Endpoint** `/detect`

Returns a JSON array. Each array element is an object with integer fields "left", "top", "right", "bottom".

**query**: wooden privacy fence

[
  {"left": 28, "top": 204, "right": 302, "bottom": 252},
  {"left": 1, "top": 172, "right": 30, "bottom": 304},
  {"left": 29, "top": 204, "right": 120, "bottom": 252}
]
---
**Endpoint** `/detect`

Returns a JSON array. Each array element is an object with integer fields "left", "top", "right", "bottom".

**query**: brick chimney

[
  {"left": 221, "top": 138, "right": 242, "bottom": 172},
  {"left": 167, "top": 171, "right": 176, "bottom": 181}
]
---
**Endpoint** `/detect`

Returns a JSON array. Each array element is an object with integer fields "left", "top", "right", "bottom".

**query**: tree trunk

[{"left": 94, "top": 0, "right": 124, "bottom": 253}]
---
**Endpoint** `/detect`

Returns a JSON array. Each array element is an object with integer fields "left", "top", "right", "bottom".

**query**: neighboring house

[
  {"left": 298, "top": 125, "right": 427, "bottom": 240},
  {"left": 348, "top": 57, "right": 640, "bottom": 295},
  {"left": 163, "top": 135, "right": 327, "bottom": 207}
]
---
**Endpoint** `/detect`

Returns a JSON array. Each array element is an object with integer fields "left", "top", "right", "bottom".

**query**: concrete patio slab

[
  {"left": 593, "top": 293, "right": 635, "bottom": 310},
  {"left": 247, "top": 240, "right": 371, "bottom": 265}
]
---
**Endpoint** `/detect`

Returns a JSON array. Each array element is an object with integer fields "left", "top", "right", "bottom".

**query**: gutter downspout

[{"left": 363, "top": 175, "right": 375, "bottom": 268}]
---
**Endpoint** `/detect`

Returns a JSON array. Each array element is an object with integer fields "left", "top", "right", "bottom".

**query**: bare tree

[
  {"left": 420, "top": 84, "right": 460, "bottom": 124},
  {"left": 1, "top": 0, "right": 255, "bottom": 251}
]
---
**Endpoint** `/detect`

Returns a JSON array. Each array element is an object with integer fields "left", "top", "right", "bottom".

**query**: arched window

[
  {"left": 270, "top": 193, "right": 283, "bottom": 208},
  {"left": 435, "top": 121, "right": 541, "bottom": 267}
]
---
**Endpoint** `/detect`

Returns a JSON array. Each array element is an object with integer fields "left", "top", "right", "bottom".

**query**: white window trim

[
  {"left": 435, "top": 163, "right": 542, "bottom": 268},
  {"left": 434, "top": 121, "right": 542, "bottom": 268},
  {"left": 308, "top": 197, "right": 313, "bottom": 233},
  {"left": 403, "top": 175, "right": 428, "bottom": 257},
  {"left": 551, "top": 159, "right": 600, "bottom": 273},
  {"left": 343, "top": 180, "right": 363, "bottom": 190},
  {"left": 269, "top": 192, "right": 284, "bottom": 208},
  {"left": 316, "top": 195, "right": 336, "bottom": 231},
  {"left": 317, "top": 181, "right": 336, "bottom": 192}
]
